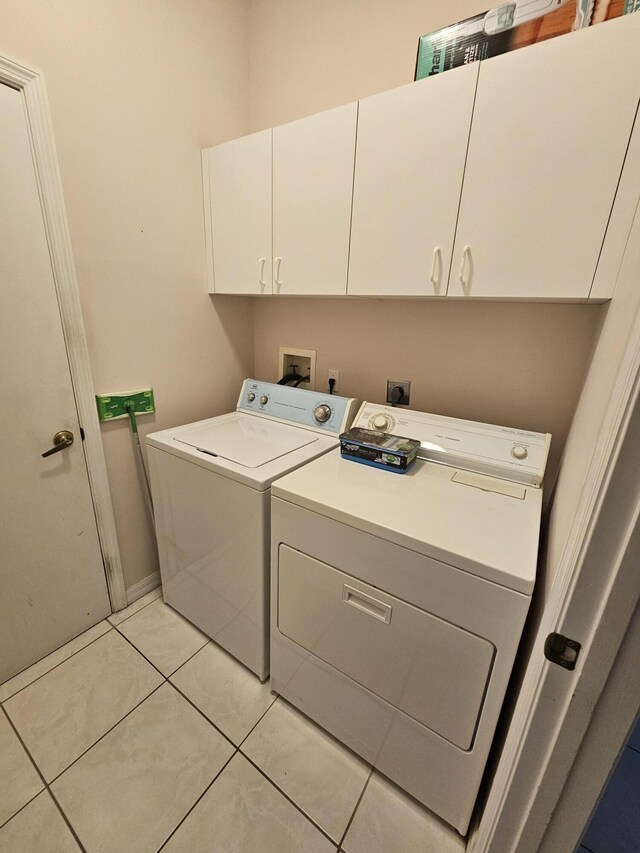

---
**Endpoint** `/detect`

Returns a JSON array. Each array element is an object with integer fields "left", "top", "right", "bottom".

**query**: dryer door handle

[{"left": 342, "top": 584, "right": 392, "bottom": 624}]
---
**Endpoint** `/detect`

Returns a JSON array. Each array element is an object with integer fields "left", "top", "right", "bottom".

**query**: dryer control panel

[
  {"left": 352, "top": 403, "right": 551, "bottom": 487},
  {"left": 237, "top": 379, "right": 359, "bottom": 435}
]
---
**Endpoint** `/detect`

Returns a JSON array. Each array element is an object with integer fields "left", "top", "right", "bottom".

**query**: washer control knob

[
  {"left": 260, "top": 394, "right": 269, "bottom": 406},
  {"left": 372, "top": 414, "right": 391, "bottom": 431},
  {"left": 314, "top": 404, "right": 332, "bottom": 424},
  {"left": 511, "top": 445, "right": 528, "bottom": 460},
  {"left": 247, "top": 392, "right": 256, "bottom": 402}
]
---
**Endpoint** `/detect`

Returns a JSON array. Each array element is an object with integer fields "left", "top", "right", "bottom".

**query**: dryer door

[{"left": 278, "top": 545, "right": 495, "bottom": 750}]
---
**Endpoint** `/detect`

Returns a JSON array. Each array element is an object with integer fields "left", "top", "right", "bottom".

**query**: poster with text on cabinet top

[{"left": 416, "top": 0, "right": 639, "bottom": 79}]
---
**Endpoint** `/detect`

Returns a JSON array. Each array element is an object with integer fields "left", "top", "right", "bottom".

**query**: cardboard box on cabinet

[{"left": 416, "top": 0, "right": 639, "bottom": 79}]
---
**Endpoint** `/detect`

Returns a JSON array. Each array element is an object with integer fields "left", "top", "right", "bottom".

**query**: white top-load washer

[
  {"left": 146, "top": 379, "right": 359, "bottom": 681},
  {"left": 270, "top": 402, "right": 551, "bottom": 834}
]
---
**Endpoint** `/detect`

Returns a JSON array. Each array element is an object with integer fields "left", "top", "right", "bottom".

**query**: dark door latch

[{"left": 544, "top": 633, "right": 581, "bottom": 671}]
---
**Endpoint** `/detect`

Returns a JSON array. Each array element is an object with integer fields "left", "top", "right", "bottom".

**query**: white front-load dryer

[
  {"left": 270, "top": 402, "right": 551, "bottom": 833},
  {"left": 146, "top": 379, "right": 358, "bottom": 681}
]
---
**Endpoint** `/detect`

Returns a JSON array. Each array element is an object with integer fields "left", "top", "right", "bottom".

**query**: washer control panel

[
  {"left": 354, "top": 402, "right": 551, "bottom": 487},
  {"left": 237, "top": 380, "right": 359, "bottom": 435}
]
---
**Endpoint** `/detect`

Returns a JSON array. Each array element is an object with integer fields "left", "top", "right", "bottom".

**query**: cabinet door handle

[
  {"left": 274, "top": 257, "right": 283, "bottom": 292},
  {"left": 430, "top": 247, "right": 442, "bottom": 293},
  {"left": 258, "top": 258, "right": 267, "bottom": 289},
  {"left": 459, "top": 245, "right": 471, "bottom": 292}
]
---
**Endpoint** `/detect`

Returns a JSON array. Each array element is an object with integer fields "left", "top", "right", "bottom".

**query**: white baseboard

[{"left": 125, "top": 571, "right": 161, "bottom": 605}]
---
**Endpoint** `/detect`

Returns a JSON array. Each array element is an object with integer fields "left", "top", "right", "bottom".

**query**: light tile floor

[{"left": 0, "top": 592, "right": 466, "bottom": 853}]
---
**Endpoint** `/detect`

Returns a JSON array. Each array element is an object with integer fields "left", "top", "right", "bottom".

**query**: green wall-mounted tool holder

[{"left": 96, "top": 389, "right": 155, "bottom": 422}]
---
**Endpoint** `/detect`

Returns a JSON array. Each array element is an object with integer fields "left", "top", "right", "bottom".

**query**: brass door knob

[{"left": 42, "top": 430, "right": 74, "bottom": 458}]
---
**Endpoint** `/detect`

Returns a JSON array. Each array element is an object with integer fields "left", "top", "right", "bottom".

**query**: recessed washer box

[{"left": 278, "top": 347, "right": 316, "bottom": 389}]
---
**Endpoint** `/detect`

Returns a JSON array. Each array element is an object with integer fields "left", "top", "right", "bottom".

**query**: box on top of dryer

[{"left": 339, "top": 427, "right": 420, "bottom": 473}]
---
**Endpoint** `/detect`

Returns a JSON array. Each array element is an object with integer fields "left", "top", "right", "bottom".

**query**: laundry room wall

[
  {"left": 249, "top": 0, "right": 491, "bottom": 131},
  {"left": 253, "top": 300, "right": 600, "bottom": 488},
  {"left": 247, "top": 0, "right": 604, "bottom": 488},
  {"left": 0, "top": 0, "right": 254, "bottom": 594}
]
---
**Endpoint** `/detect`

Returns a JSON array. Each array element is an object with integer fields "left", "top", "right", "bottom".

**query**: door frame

[
  {"left": 469, "top": 134, "right": 640, "bottom": 851},
  {"left": 0, "top": 53, "right": 126, "bottom": 612},
  {"left": 470, "top": 360, "right": 640, "bottom": 853}
]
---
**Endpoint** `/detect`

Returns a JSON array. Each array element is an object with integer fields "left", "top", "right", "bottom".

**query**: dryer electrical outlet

[
  {"left": 278, "top": 347, "right": 316, "bottom": 390},
  {"left": 386, "top": 379, "right": 411, "bottom": 407}
]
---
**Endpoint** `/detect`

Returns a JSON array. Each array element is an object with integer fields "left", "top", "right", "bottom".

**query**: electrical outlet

[
  {"left": 386, "top": 380, "right": 411, "bottom": 407},
  {"left": 327, "top": 368, "right": 340, "bottom": 393}
]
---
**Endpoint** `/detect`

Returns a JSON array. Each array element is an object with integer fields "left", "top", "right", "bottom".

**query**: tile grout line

[
  {"left": 0, "top": 623, "right": 115, "bottom": 704},
  {"left": 155, "top": 748, "right": 239, "bottom": 851},
  {"left": 0, "top": 590, "right": 165, "bottom": 700},
  {"left": 164, "top": 680, "right": 238, "bottom": 752},
  {"left": 2, "top": 609, "right": 303, "bottom": 849},
  {"left": 2, "top": 606, "right": 349, "bottom": 850},
  {"left": 106, "top": 588, "right": 162, "bottom": 628},
  {"left": 165, "top": 639, "right": 214, "bottom": 681},
  {"left": 234, "top": 692, "right": 372, "bottom": 848},
  {"left": 3, "top": 626, "right": 246, "bottom": 850},
  {"left": 0, "top": 702, "right": 48, "bottom": 793},
  {"left": 46, "top": 788, "right": 88, "bottom": 852},
  {"left": 2, "top": 707, "right": 48, "bottom": 800},
  {"left": 0, "top": 787, "right": 41, "bottom": 833},
  {"left": 164, "top": 677, "right": 345, "bottom": 846},
  {"left": 165, "top": 638, "right": 211, "bottom": 676},
  {"left": 112, "top": 623, "right": 185, "bottom": 681},
  {"left": 1, "top": 626, "right": 173, "bottom": 793},
  {"left": 337, "top": 765, "right": 374, "bottom": 851},
  {"left": 0, "top": 703, "right": 87, "bottom": 851},
  {"left": 3, "top": 620, "right": 174, "bottom": 803},
  {"left": 237, "top": 749, "right": 343, "bottom": 848},
  {"left": 46, "top": 682, "right": 166, "bottom": 787},
  {"left": 243, "top": 693, "right": 373, "bottom": 847},
  {"left": 237, "top": 693, "right": 280, "bottom": 749},
  {"left": 113, "top": 620, "right": 209, "bottom": 681}
]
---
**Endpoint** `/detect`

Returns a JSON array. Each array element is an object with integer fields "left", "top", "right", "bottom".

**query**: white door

[
  {"left": 449, "top": 14, "right": 640, "bottom": 299},
  {"left": 0, "top": 82, "right": 110, "bottom": 684},
  {"left": 272, "top": 102, "right": 357, "bottom": 295},
  {"left": 206, "top": 129, "right": 272, "bottom": 294},
  {"left": 348, "top": 64, "right": 478, "bottom": 297}
]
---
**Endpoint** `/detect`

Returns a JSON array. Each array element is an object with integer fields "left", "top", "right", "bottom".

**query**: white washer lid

[{"left": 174, "top": 415, "right": 318, "bottom": 468}]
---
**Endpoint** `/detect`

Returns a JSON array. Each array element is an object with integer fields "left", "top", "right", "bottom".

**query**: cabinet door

[
  {"left": 449, "top": 15, "right": 640, "bottom": 300},
  {"left": 348, "top": 64, "right": 478, "bottom": 297},
  {"left": 206, "top": 129, "right": 272, "bottom": 294},
  {"left": 272, "top": 103, "right": 357, "bottom": 295}
]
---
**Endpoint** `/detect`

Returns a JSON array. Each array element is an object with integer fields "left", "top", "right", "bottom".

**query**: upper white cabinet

[
  {"left": 204, "top": 129, "right": 272, "bottom": 294},
  {"left": 203, "top": 129, "right": 272, "bottom": 295},
  {"left": 348, "top": 64, "right": 478, "bottom": 297},
  {"left": 272, "top": 103, "right": 357, "bottom": 295},
  {"left": 448, "top": 14, "right": 640, "bottom": 300},
  {"left": 203, "top": 15, "right": 640, "bottom": 301}
]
